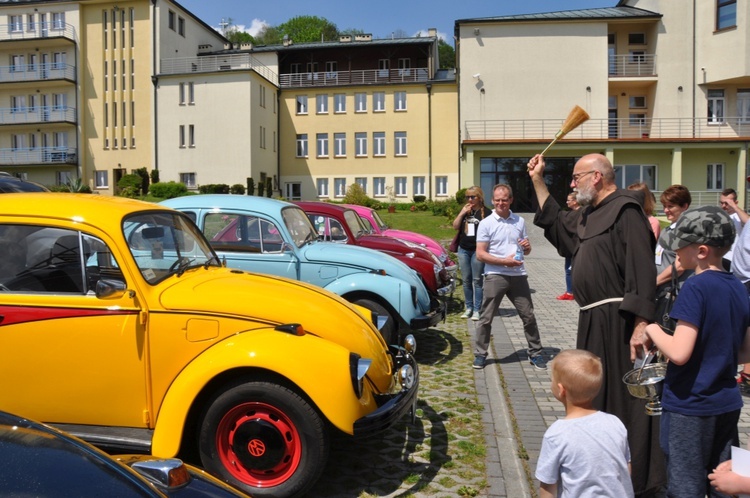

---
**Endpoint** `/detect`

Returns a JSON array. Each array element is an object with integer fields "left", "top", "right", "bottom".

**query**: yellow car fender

[{"left": 151, "top": 327, "right": 373, "bottom": 457}]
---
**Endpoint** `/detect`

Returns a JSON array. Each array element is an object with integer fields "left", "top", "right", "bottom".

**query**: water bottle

[{"left": 514, "top": 239, "right": 524, "bottom": 261}]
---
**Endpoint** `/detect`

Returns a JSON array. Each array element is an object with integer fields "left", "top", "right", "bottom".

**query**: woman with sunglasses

[{"left": 452, "top": 186, "right": 492, "bottom": 319}]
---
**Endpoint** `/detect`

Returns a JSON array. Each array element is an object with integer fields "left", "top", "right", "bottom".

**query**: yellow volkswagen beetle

[{"left": 0, "top": 194, "right": 418, "bottom": 498}]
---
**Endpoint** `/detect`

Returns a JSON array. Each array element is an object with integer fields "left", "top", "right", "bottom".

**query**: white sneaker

[
  {"left": 461, "top": 309, "right": 472, "bottom": 319},
  {"left": 471, "top": 313, "right": 480, "bottom": 321}
]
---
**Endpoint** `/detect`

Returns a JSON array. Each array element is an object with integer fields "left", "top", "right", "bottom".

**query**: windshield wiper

[{"left": 203, "top": 255, "right": 221, "bottom": 269}]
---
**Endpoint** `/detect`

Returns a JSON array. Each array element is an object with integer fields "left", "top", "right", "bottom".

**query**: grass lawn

[{"left": 376, "top": 209, "right": 456, "bottom": 244}]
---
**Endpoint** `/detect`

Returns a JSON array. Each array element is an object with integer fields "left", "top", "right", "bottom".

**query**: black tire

[
  {"left": 198, "top": 381, "right": 329, "bottom": 498},
  {"left": 353, "top": 298, "right": 396, "bottom": 344}
]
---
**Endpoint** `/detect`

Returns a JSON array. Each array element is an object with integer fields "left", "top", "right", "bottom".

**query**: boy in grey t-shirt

[{"left": 535, "top": 350, "right": 634, "bottom": 498}]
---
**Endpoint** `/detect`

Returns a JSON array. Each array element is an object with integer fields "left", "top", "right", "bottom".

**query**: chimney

[
  {"left": 339, "top": 34, "right": 352, "bottom": 43},
  {"left": 354, "top": 33, "right": 372, "bottom": 42},
  {"left": 428, "top": 28, "right": 437, "bottom": 38},
  {"left": 198, "top": 44, "right": 212, "bottom": 54}
]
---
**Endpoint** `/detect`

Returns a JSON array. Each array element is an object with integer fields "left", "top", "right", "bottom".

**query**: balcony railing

[
  {"left": 464, "top": 117, "right": 750, "bottom": 141},
  {"left": 279, "top": 68, "right": 429, "bottom": 87},
  {"left": 0, "top": 63, "right": 76, "bottom": 84},
  {"left": 160, "top": 54, "right": 278, "bottom": 85},
  {"left": 0, "top": 106, "right": 76, "bottom": 125},
  {"left": 609, "top": 54, "right": 656, "bottom": 77},
  {"left": 0, "top": 147, "right": 77, "bottom": 165},
  {"left": 0, "top": 22, "right": 77, "bottom": 43}
]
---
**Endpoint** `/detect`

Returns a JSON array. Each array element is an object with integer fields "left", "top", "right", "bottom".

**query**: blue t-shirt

[{"left": 662, "top": 270, "right": 750, "bottom": 416}]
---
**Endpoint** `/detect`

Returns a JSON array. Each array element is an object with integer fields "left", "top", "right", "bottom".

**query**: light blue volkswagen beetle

[{"left": 162, "top": 195, "right": 445, "bottom": 343}]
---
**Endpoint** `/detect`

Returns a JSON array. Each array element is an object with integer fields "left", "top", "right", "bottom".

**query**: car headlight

[
  {"left": 350, "top": 353, "right": 372, "bottom": 399},
  {"left": 399, "top": 364, "right": 415, "bottom": 389},
  {"left": 403, "top": 334, "right": 416, "bottom": 355}
]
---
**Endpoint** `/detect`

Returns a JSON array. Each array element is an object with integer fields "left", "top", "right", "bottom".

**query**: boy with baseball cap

[{"left": 644, "top": 205, "right": 750, "bottom": 497}]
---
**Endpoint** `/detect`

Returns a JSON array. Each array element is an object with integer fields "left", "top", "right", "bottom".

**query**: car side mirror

[
  {"left": 282, "top": 242, "right": 295, "bottom": 253},
  {"left": 96, "top": 278, "right": 128, "bottom": 299}
]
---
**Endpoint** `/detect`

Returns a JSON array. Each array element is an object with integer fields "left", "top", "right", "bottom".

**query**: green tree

[
  {"left": 277, "top": 16, "right": 338, "bottom": 43},
  {"left": 438, "top": 39, "right": 455, "bottom": 69},
  {"left": 253, "top": 25, "right": 282, "bottom": 45},
  {"left": 226, "top": 29, "right": 253, "bottom": 45}
]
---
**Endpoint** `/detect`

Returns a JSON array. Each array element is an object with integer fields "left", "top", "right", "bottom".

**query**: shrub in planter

[
  {"left": 247, "top": 178, "right": 255, "bottom": 196},
  {"left": 231, "top": 184, "right": 246, "bottom": 195},
  {"left": 198, "top": 184, "right": 230, "bottom": 194}
]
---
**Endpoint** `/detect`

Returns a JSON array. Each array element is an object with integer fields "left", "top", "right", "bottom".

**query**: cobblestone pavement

[{"left": 304, "top": 214, "right": 750, "bottom": 497}]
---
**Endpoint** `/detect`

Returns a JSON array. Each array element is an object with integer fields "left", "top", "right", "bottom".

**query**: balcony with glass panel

[
  {"left": 0, "top": 62, "right": 76, "bottom": 84},
  {"left": 0, "top": 106, "right": 76, "bottom": 126},
  {"left": 0, "top": 21, "right": 76, "bottom": 43}
]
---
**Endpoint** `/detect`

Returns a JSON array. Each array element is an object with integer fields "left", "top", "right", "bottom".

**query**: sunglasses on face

[{"left": 466, "top": 195, "right": 477, "bottom": 200}]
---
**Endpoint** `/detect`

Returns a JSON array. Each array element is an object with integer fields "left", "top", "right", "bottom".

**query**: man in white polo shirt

[{"left": 473, "top": 183, "right": 546, "bottom": 370}]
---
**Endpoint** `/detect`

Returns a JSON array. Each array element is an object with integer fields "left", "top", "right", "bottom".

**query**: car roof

[
  {"left": 0, "top": 175, "right": 49, "bottom": 193},
  {"left": 0, "top": 193, "right": 172, "bottom": 227},
  {"left": 294, "top": 201, "right": 352, "bottom": 215},
  {"left": 162, "top": 194, "right": 296, "bottom": 212}
]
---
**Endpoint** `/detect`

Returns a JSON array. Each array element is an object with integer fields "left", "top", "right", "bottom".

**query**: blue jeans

[
  {"left": 457, "top": 246, "right": 484, "bottom": 311},
  {"left": 564, "top": 256, "right": 572, "bottom": 294}
]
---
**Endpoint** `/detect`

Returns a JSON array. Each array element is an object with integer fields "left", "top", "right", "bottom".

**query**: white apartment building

[{"left": 456, "top": 0, "right": 749, "bottom": 210}]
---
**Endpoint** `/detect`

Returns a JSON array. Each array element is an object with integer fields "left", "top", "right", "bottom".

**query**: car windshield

[
  {"left": 282, "top": 207, "right": 318, "bottom": 247},
  {"left": 123, "top": 211, "right": 220, "bottom": 284},
  {"left": 370, "top": 210, "right": 389, "bottom": 231},
  {"left": 343, "top": 210, "right": 367, "bottom": 238}
]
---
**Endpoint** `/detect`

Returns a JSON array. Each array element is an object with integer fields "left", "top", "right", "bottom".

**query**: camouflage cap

[{"left": 665, "top": 205, "right": 736, "bottom": 251}]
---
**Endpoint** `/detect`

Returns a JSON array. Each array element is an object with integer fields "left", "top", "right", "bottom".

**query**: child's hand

[{"left": 709, "top": 460, "right": 750, "bottom": 495}]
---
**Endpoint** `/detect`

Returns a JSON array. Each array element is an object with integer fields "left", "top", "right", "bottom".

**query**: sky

[{"left": 178, "top": 0, "right": 616, "bottom": 43}]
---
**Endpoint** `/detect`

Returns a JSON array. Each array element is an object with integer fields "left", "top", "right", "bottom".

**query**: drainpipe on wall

[
  {"left": 426, "top": 83, "right": 432, "bottom": 200},
  {"left": 151, "top": 0, "right": 159, "bottom": 174}
]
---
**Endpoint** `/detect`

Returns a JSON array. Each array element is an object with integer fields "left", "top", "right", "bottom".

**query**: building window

[
  {"left": 168, "top": 10, "right": 175, "bottom": 31},
  {"left": 395, "top": 177, "right": 407, "bottom": 196},
  {"left": 180, "top": 172, "right": 196, "bottom": 189},
  {"left": 708, "top": 89, "right": 725, "bottom": 124},
  {"left": 413, "top": 177, "right": 425, "bottom": 196},
  {"left": 285, "top": 183, "right": 301, "bottom": 200},
  {"left": 11, "top": 95, "right": 26, "bottom": 113},
  {"left": 56, "top": 171, "right": 72, "bottom": 185},
  {"left": 296, "top": 134, "right": 308, "bottom": 157},
  {"left": 27, "top": 13, "right": 35, "bottom": 32},
  {"left": 374, "top": 177, "right": 386, "bottom": 197},
  {"left": 395, "top": 91, "right": 407, "bottom": 111},
  {"left": 316, "top": 94, "right": 328, "bottom": 114},
  {"left": 613, "top": 164, "right": 656, "bottom": 189},
  {"left": 334, "top": 178, "right": 346, "bottom": 198},
  {"left": 334, "top": 93, "right": 346, "bottom": 113},
  {"left": 355, "top": 93, "right": 367, "bottom": 112},
  {"left": 398, "top": 58, "right": 411, "bottom": 76},
  {"left": 317, "top": 178, "right": 329, "bottom": 197},
  {"left": 395, "top": 132, "right": 407, "bottom": 156},
  {"left": 436, "top": 176, "right": 448, "bottom": 196},
  {"left": 188, "top": 82, "right": 194, "bottom": 104},
  {"left": 629, "top": 50, "right": 646, "bottom": 63},
  {"left": 355, "top": 177, "right": 367, "bottom": 194},
  {"left": 95, "top": 170, "right": 109, "bottom": 189},
  {"left": 628, "top": 33, "right": 646, "bottom": 45},
  {"left": 373, "top": 132, "right": 386, "bottom": 156},
  {"left": 179, "top": 83, "right": 185, "bottom": 104},
  {"left": 738, "top": 90, "right": 750, "bottom": 123},
  {"left": 316, "top": 133, "right": 329, "bottom": 157},
  {"left": 188, "top": 125, "right": 195, "bottom": 147},
  {"left": 355, "top": 132, "right": 367, "bottom": 157},
  {"left": 259, "top": 126, "right": 266, "bottom": 149},
  {"left": 325, "top": 61, "right": 337, "bottom": 79},
  {"left": 130, "top": 8, "right": 135, "bottom": 48},
  {"left": 378, "top": 59, "right": 389, "bottom": 77},
  {"left": 373, "top": 92, "right": 385, "bottom": 112},
  {"left": 9, "top": 15, "right": 22, "bottom": 32},
  {"left": 51, "top": 12, "right": 65, "bottom": 30},
  {"left": 28, "top": 53, "right": 36, "bottom": 72},
  {"left": 334, "top": 132, "right": 346, "bottom": 157},
  {"left": 717, "top": 0, "right": 737, "bottom": 30},
  {"left": 10, "top": 54, "right": 24, "bottom": 72},
  {"left": 259, "top": 84, "right": 266, "bottom": 108},
  {"left": 178, "top": 17, "right": 185, "bottom": 36},
  {"left": 629, "top": 113, "right": 646, "bottom": 126},
  {"left": 179, "top": 125, "right": 185, "bottom": 147},
  {"left": 52, "top": 52, "right": 66, "bottom": 71},
  {"left": 296, "top": 95, "right": 308, "bottom": 114},
  {"left": 629, "top": 96, "right": 646, "bottom": 108},
  {"left": 707, "top": 163, "right": 724, "bottom": 190}
]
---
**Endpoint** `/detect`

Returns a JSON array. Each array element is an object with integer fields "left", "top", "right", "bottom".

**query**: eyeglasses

[
  {"left": 466, "top": 195, "right": 477, "bottom": 200},
  {"left": 571, "top": 170, "right": 596, "bottom": 184}
]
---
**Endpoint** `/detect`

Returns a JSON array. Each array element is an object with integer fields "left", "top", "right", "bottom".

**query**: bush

[
  {"left": 135, "top": 167, "right": 150, "bottom": 196},
  {"left": 413, "top": 195, "right": 426, "bottom": 204},
  {"left": 198, "top": 184, "right": 230, "bottom": 194},
  {"left": 455, "top": 188, "right": 468, "bottom": 205},
  {"left": 247, "top": 178, "right": 255, "bottom": 196},
  {"left": 426, "top": 198, "right": 461, "bottom": 219},
  {"left": 230, "top": 184, "right": 246, "bottom": 195},
  {"left": 63, "top": 177, "right": 92, "bottom": 193},
  {"left": 150, "top": 169, "right": 160, "bottom": 184},
  {"left": 265, "top": 177, "right": 273, "bottom": 197},
  {"left": 149, "top": 181, "right": 188, "bottom": 199},
  {"left": 117, "top": 174, "right": 143, "bottom": 198},
  {"left": 343, "top": 183, "right": 376, "bottom": 207},
  {"left": 257, "top": 180, "right": 265, "bottom": 197}
]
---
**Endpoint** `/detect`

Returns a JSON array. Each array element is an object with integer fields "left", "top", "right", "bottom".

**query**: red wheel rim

[{"left": 215, "top": 401, "right": 302, "bottom": 487}]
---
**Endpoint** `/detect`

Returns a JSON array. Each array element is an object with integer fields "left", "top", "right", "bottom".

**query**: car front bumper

[
  {"left": 409, "top": 298, "right": 446, "bottom": 330},
  {"left": 353, "top": 350, "right": 419, "bottom": 437}
]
